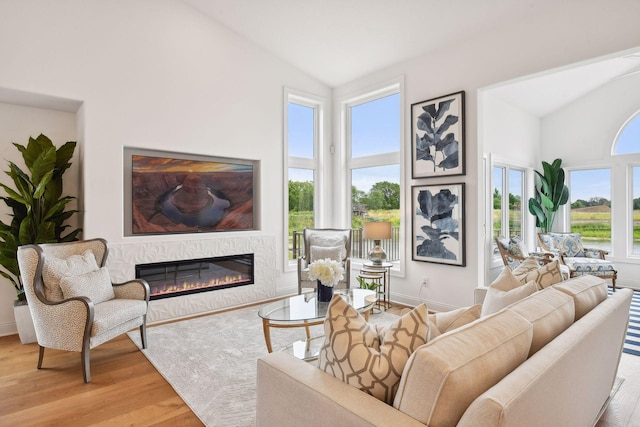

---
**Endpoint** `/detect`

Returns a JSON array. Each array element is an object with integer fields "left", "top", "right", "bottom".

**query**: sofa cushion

[
  {"left": 553, "top": 275, "right": 608, "bottom": 320},
  {"left": 506, "top": 287, "right": 575, "bottom": 356},
  {"left": 393, "top": 309, "right": 533, "bottom": 426},
  {"left": 42, "top": 250, "right": 100, "bottom": 301},
  {"left": 481, "top": 267, "right": 538, "bottom": 316},
  {"left": 318, "top": 295, "right": 429, "bottom": 404},
  {"left": 59, "top": 266, "right": 115, "bottom": 304},
  {"left": 513, "top": 259, "right": 563, "bottom": 290}
]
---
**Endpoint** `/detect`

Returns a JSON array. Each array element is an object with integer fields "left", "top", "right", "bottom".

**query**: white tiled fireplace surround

[{"left": 106, "top": 235, "right": 277, "bottom": 323}]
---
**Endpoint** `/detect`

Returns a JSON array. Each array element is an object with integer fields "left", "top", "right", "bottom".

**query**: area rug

[
  {"left": 610, "top": 287, "right": 640, "bottom": 356},
  {"left": 127, "top": 303, "right": 398, "bottom": 426}
]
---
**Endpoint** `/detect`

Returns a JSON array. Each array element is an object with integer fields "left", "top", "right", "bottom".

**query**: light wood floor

[{"left": 1, "top": 305, "right": 639, "bottom": 426}]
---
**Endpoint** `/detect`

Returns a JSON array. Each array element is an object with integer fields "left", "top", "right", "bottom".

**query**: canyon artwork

[{"left": 131, "top": 155, "right": 254, "bottom": 234}]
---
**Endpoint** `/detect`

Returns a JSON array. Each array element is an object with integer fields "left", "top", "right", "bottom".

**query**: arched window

[{"left": 613, "top": 111, "right": 640, "bottom": 155}]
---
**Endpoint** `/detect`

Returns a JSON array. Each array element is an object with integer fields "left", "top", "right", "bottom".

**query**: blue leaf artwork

[
  {"left": 412, "top": 91, "right": 464, "bottom": 178},
  {"left": 413, "top": 184, "right": 465, "bottom": 266}
]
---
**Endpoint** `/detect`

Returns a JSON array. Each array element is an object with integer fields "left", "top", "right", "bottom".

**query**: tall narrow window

[
  {"left": 286, "top": 91, "right": 323, "bottom": 263},
  {"left": 632, "top": 166, "right": 640, "bottom": 254},
  {"left": 492, "top": 165, "right": 524, "bottom": 262},
  {"left": 569, "top": 168, "right": 611, "bottom": 252},
  {"left": 346, "top": 86, "right": 401, "bottom": 262}
]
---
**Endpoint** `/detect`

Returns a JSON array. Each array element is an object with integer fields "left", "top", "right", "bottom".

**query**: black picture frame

[
  {"left": 411, "top": 91, "right": 465, "bottom": 178},
  {"left": 412, "top": 183, "right": 465, "bottom": 266}
]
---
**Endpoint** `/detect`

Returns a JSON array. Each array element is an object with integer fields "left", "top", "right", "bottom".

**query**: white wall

[
  {"left": 0, "top": 0, "right": 330, "bottom": 334},
  {"left": 481, "top": 93, "right": 541, "bottom": 283},
  {"left": 0, "top": 102, "right": 78, "bottom": 336},
  {"left": 541, "top": 71, "right": 640, "bottom": 288},
  {"left": 1, "top": 0, "right": 640, "bottom": 333},
  {"left": 334, "top": 1, "right": 640, "bottom": 310}
]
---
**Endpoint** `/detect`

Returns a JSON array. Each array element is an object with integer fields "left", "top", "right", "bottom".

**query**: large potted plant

[
  {"left": 527, "top": 158, "right": 569, "bottom": 233},
  {"left": 0, "top": 134, "right": 82, "bottom": 343}
]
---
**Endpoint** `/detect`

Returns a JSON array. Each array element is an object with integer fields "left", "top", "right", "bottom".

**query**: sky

[{"left": 288, "top": 94, "right": 400, "bottom": 193}]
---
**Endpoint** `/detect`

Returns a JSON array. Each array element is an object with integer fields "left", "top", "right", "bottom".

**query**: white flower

[{"left": 307, "top": 258, "right": 344, "bottom": 287}]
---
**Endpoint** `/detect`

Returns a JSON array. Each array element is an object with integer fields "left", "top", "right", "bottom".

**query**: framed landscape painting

[
  {"left": 411, "top": 91, "right": 465, "bottom": 178},
  {"left": 412, "top": 183, "right": 465, "bottom": 266},
  {"left": 123, "top": 147, "right": 259, "bottom": 236}
]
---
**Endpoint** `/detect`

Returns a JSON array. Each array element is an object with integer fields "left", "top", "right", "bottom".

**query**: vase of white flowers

[{"left": 308, "top": 258, "right": 344, "bottom": 302}]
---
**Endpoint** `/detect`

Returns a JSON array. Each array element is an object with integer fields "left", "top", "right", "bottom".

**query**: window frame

[
  {"left": 490, "top": 160, "right": 526, "bottom": 268},
  {"left": 339, "top": 78, "right": 405, "bottom": 273},
  {"left": 565, "top": 165, "right": 613, "bottom": 255},
  {"left": 284, "top": 88, "right": 326, "bottom": 271}
]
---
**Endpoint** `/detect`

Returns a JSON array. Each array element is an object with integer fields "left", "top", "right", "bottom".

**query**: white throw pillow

[
  {"left": 42, "top": 250, "right": 100, "bottom": 301},
  {"left": 59, "top": 267, "right": 115, "bottom": 304},
  {"left": 318, "top": 295, "right": 429, "bottom": 404},
  {"left": 481, "top": 267, "right": 537, "bottom": 316},
  {"left": 482, "top": 280, "right": 538, "bottom": 316},
  {"left": 309, "top": 245, "right": 343, "bottom": 262}
]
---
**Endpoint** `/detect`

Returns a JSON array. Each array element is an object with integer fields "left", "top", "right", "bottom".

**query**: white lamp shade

[{"left": 363, "top": 222, "right": 392, "bottom": 240}]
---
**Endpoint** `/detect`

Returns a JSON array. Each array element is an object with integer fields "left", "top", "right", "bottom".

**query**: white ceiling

[
  {"left": 183, "top": 0, "right": 553, "bottom": 88},
  {"left": 181, "top": 0, "right": 640, "bottom": 117}
]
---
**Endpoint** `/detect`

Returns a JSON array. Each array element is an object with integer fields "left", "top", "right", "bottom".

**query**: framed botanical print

[
  {"left": 411, "top": 91, "right": 465, "bottom": 178},
  {"left": 412, "top": 183, "right": 465, "bottom": 266}
]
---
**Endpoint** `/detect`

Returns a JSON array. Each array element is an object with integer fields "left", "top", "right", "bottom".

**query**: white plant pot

[{"left": 13, "top": 301, "right": 37, "bottom": 344}]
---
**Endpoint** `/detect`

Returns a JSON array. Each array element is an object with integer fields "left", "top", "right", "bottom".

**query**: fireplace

[{"left": 135, "top": 253, "right": 254, "bottom": 300}]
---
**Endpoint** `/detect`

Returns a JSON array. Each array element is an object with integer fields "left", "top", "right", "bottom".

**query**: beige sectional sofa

[{"left": 256, "top": 276, "right": 632, "bottom": 426}]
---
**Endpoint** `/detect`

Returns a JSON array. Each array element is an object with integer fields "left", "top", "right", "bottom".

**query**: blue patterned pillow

[{"left": 549, "top": 233, "right": 584, "bottom": 257}]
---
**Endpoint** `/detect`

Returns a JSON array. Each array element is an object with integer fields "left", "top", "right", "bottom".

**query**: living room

[{"left": 1, "top": 0, "right": 640, "bottom": 425}]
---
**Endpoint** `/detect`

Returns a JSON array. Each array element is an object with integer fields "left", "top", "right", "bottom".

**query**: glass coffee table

[{"left": 258, "top": 289, "right": 376, "bottom": 359}]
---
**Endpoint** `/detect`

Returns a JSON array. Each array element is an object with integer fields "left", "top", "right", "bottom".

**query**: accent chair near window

[
  {"left": 297, "top": 228, "right": 352, "bottom": 294},
  {"left": 537, "top": 232, "right": 617, "bottom": 290}
]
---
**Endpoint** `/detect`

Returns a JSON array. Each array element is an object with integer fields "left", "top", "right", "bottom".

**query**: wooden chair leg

[
  {"left": 81, "top": 348, "right": 90, "bottom": 383},
  {"left": 140, "top": 317, "right": 148, "bottom": 350},
  {"left": 37, "top": 346, "right": 45, "bottom": 369}
]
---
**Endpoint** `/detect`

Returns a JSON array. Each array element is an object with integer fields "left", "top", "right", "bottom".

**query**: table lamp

[{"left": 363, "top": 222, "right": 392, "bottom": 265}]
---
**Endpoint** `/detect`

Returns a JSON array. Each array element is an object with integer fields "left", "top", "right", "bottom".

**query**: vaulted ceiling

[{"left": 182, "top": 0, "right": 640, "bottom": 117}]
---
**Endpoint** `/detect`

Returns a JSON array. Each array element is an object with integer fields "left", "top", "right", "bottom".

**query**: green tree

[
  {"left": 493, "top": 188, "right": 501, "bottom": 209},
  {"left": 508, "top": 193, "right": 521, "bottom": 209},
  {"left": 367, "top": 181, "right": 400, "bottom": 210},
  {"left": 352, "top": 185, "right": 366, "bottom": 206},
  {"left": 288, "top": 180, "right": 313, "bottom": 211}
]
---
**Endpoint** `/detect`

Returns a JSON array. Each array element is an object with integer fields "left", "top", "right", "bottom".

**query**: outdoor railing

[{"left": 292, "top": 227, "right": 400, "bottom": 262}]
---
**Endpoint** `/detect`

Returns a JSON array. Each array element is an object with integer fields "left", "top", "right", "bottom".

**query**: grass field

[{"left": 493, "top": 209, "right": 640, "bottom": 239}]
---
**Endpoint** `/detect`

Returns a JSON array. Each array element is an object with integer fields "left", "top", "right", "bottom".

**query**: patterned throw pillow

[
  {"left": 511, "top": 257, "right": 540, "bottom": 277},
  {"left": 318, "top": 295, "right": 429, "bottom": 404},
  {"left": 42, "top": 250, "right": 100, "bottom": 301},
  {"left": 59, "top": 266, "right": 115, "bottom": 304},
  {"left": 514, "top": 259, "right": 563, "bottom": 290},
  {"left": 548, "top": 233, "right": 585, "bottom": 257},
  {"left": 507, "top": 236, "right": 529, "bottom": 258}
]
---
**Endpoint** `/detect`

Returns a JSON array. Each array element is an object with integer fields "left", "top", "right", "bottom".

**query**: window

[
  {"left": 285, "top": 90, "right": 324, "bottom": 263},
  {"left": 345, "top": 84, "right": 402, "bottom": 262},
  {"left": 613, "top": 111, "right": 640, "bottom": 256},
  {"left": 632, "top": 166, "right": 640, "bottom": 255},
  {"left": 568, "top": 168, "right": 611, "bottom": 252},
  {"left": 492, "top": 165, "right": 524, "bottom": 262},
  {"left": 612, "top": 112, "right": 640, "bottom": 155}
]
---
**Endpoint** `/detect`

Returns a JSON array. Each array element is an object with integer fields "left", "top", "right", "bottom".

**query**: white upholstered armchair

[
  {"left": 17, "top": 238, "right": 149, "bottom": 383},
  {"left": 297, "top": 228, "right": 352, "bottom": 294}
]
